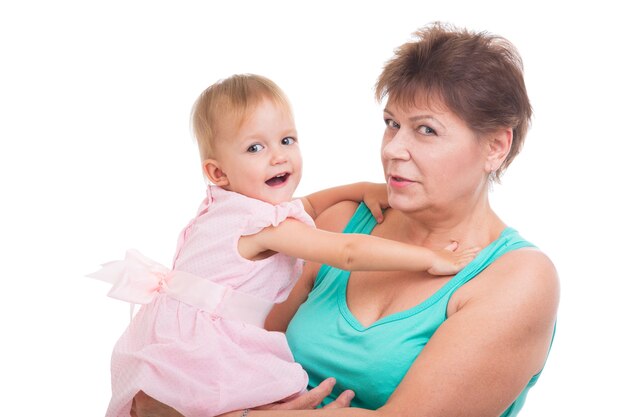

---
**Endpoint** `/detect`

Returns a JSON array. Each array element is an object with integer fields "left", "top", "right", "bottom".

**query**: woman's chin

[{"left": 387, "top": 194, "right": 426, "bottom": 213}]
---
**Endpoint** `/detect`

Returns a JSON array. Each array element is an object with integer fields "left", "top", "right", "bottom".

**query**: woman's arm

[
  {"left": 143, "top": 253, "right": 558, "bottom": 417},
  {"left": 374, "top": 248, "right": 560, "bottom": 417},
  {"left": 299, "top": 182, "right": 387, "bottom": 222},
  {"left": 264, "top": 257, "right": 319, "bottom": 332},
  {"left": 132, "top": 209, "right": 558, "bottom": 417},
  {"left": 132, "top": 378, "right": 356, "bottom": 417},
  {"left": 237, "top": 249, "right": 560, "bottom": 417}
]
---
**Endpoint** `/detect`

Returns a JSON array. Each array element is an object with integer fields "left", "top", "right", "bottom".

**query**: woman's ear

[
  {"left": 484, "top": 128, "right": 513, "bottom": 173},
  {"left": 203, "top": 159, "right": 230, "bottom": 187}
]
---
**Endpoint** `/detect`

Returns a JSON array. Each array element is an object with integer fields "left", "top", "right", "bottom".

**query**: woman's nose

[{"left": 382, "top": 131, "right": 411, "bottom": 161}]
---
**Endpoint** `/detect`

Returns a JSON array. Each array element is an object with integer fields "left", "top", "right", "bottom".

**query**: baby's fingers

[
  {"left": 371, "top": 206, "right": 384, "bottom": 224},
  {"left": 463, "top": 246, "right": 482, "bottom": 256},
  {"left": 458, "top": 246, "right": 482, "bottom": 264},
  {"left": 444, "top": 241, "right": 459, "bottom": 252},
  {"left": 363, "top": 199, "right": 384, "bottom": 223}
]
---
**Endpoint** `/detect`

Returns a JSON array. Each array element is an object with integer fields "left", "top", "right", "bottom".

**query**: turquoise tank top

[{"left": 286, "top": 203, "right": 545, "bottom": 416}]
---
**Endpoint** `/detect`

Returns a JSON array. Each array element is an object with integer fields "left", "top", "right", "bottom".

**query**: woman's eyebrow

[
  {"left": 384, "top": 108, "right": 436, "bottom": 119},
  {"left": 384, "top": 109, "right": 441, "bottom": 126},
  {"left": 409, "top": 115, "right": 437, "bottom": 122}
]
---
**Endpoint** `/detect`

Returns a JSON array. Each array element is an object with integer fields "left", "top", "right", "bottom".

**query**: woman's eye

[
  {"left": 247, "top": 144, "right": 264, "bottom": 153},
  {"left": 281, "top": 137, "right": 296, "bottom": 145},
  {"left": 417, "top": 125, "right": 436, "bottom": 135},
  {"left": 385, "top": 119, "right": 400, "bottom": 129}
]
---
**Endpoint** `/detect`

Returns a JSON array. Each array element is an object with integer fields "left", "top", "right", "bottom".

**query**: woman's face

[{"left": 381, "top": 97, "right": 489, "bottom": 216}]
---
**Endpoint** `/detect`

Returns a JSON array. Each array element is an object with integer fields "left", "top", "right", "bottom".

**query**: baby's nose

[{"left": 271, "top": 150, "right": 287, "bottom": 165}]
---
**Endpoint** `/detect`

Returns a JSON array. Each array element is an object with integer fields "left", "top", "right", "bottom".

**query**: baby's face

[{"left": 212, "top": 99, "right": 302, "bottom": 205}]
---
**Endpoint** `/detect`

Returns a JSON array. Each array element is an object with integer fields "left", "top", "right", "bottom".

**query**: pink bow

[{"left": 88, "top": 249, "right": 171, "bottom": 305}]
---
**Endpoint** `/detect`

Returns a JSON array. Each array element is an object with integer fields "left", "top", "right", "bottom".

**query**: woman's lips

[{"left": 388, "top": 175, "right": 415, "bottom": 188}]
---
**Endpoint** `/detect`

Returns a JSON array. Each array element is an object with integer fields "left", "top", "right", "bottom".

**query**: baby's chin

[
  {"left": 252, "top": 190, "right": 296, "bottom": 206},
  {"left": 255, "top": 180, "right": 299, "bottom": 205}
]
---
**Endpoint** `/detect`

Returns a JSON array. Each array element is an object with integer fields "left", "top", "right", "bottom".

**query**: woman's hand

[
  {"left": 219, "top": 378, "right": 355, "bottom": 416},
  {"left": 254, "top": 377, "right": 354, "bottom": 412},
  {"left": 130, "top": 391, "right": 184, "bottom": 417},
  {"left": 131, "top": 378, "right": 354, "bottom": 417}
]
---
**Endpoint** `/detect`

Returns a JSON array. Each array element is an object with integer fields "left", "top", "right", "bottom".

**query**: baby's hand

[
  {"left": 427, "top": 242, "right": 481, "bottom": 276},
  {"left": 362, "top": 183, "right": 389, "bottom": 223}
]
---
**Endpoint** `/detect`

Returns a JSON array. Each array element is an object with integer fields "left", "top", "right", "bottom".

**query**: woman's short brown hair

[{"left": 375, "top": 23, "right": 532, "bottom": 180}]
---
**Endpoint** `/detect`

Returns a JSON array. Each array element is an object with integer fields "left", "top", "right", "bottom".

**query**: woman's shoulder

[
  {"left": 468, "top": 225, "right": 559, "bottom": 297},
  {"left": 446, "top": 245, "right": 559, "bottom": 383},
  {"left": 314, "top": 200, "right": 360, "bottom": 233},
  {"left": 452, "top": 246, "right": 559, "bottom": 321},
  {"left": 493, "top": 247, "right": 559, "bottom": 292}
]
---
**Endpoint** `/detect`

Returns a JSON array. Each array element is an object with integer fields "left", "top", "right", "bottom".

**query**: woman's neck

[{"left": 379, "top": 196, "right": 505, "bottom": 250}]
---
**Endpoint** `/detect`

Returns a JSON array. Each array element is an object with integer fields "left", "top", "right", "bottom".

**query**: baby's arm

[
  {"left": 299, "top": 182, "right": 387, "bottom": 222},
  {"left": 239, "top": 219, "right": 480, "bottom": 275}
]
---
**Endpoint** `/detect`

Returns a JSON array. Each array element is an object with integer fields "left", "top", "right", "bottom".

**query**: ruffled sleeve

[{"left": 243, "top": 199, "right": 315, "bottom": 236}]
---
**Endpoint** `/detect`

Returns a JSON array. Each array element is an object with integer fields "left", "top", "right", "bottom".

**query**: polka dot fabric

[{"left": 106, "top": 186, "right": 313, "bottom": 417}]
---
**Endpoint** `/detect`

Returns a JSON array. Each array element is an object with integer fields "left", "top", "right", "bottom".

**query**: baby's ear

[{"left": 203, "top": 159, "right": 229, "bottom": 186}]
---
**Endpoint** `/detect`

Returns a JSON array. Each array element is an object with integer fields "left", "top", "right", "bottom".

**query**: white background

[{"left": 1, "top": 1, "right": 624, "bottom": 415}]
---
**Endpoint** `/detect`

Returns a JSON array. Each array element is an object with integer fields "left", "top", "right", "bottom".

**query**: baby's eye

[
  {"left": 417, "top": 125, "right": 436, "bottom": 135},
  {"left": 281, "top": 137, "right": 296, "bottom": 145},
  {"left": 247, "top": 144, "right": 265, "bottom": 153},
  {"left": 384, "top": 119, "right": 400, "bottom": 129}
]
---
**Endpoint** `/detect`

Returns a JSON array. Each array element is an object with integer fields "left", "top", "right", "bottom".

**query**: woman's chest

[
  {"left": 346, "top": 270, "right": 455, "bottom": 328},
  {"left": 286, "top": 268, "right": 452, "bottom": 408}
]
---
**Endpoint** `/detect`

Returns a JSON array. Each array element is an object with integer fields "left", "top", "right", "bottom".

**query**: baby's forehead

[
  {"left": 215, "top": 99, "right": 294, "bottom": 142},
  {"left": 232, "top": 96, "right": 292, "bottom": 122}
]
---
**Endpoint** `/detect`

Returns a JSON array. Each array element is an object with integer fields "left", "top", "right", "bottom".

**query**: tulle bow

[
  {"left": 88, "top": 249, "right": 171, "bottom": 305},
  {"left": 89, "top": 249, "right": 275, "bottom": 327}
]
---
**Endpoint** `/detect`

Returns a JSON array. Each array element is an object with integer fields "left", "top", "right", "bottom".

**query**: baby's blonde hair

[{"left": 191, "top": 74, "right": 293, "bottom": 160}]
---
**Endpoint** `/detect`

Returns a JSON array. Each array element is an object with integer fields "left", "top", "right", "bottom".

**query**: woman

[{"left": 133, "top": 22, "right": 559, "bottom": 417}]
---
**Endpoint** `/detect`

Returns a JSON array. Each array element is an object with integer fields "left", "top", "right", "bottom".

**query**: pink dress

[{"left": 94, "top": 186, "right": 314, "bottom": 417}]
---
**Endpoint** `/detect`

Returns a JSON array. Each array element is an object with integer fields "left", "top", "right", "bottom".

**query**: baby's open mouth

[{"left": 265, "top": 173, "right": 290, "bottom": 186}]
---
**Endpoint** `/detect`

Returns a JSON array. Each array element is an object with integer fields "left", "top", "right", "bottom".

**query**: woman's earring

[{"left": 488, "top": 168, "right": 499, "bottom": 187}]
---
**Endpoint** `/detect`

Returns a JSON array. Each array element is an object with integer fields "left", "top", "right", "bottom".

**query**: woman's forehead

[
  {"left": 386, "top": 90, "right": 449, "bottom": 114},
  {"left": 385, "top": 95, "right": 451, "bottom": 119}
]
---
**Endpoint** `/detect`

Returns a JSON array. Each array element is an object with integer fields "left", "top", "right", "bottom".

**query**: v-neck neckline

[{"left": 337, "top": 227, "right": 515, "bottom": 331}]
